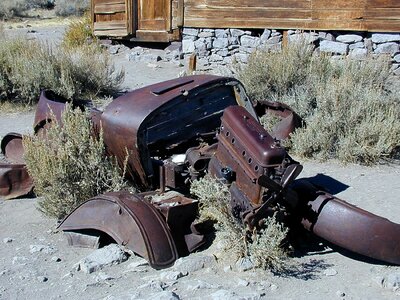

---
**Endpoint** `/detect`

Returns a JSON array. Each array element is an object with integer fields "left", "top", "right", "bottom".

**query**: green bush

[
  {"left": 238, "top": 40, "right": 400, "bottom": 164},
  {"left": 0, "top": 36, "right": 124, "bottom": 104},
  {"left": 23, "top": 105, "right": 129, "bottom": 220},
  {"left": 54, "top": 0, "right": 89, "bottom": 17},
  {"left": 191, "top": 176, "right": 290, "bottom": 271}
]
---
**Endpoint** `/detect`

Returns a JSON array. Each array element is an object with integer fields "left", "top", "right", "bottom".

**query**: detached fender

[
  {"left": 0, "top": 164, "right": 33, "bottom": 199},
  {"left": 57, "top": 192, "right": 178, "bottom": 269},
  {"left": 1, "top": 133, "right": 24, "bottom": 164}
]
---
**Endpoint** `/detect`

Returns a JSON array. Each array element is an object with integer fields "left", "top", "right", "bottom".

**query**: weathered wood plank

[
  {"left": 135, "top": 30, "right": 170, "bottom": 41},
  {"left": 202, "top": 0, "right": 310, "bottom": 9},
  {"left": 94, "top": 3, "right": 125, "bottom": 14},
  {"left": 94, "top": 0, "right": 125, "bottom": 4},
  {"left": 311, "top": 0, "right": 366, "bottom": 10},
  {"left": 365, "top": 20, "right": 400, "bottom": 31},
  {"left": 312, "top": 9, "right": 365, "bottom": 20},
  {"left": 365, "top": 8, "right": 400, "bottom": 19},
  {"left": 184, "top": 17, "right": 366, "bottom": 31},
  {"left": 94, "top": 29, "right": 128, "bottom": 36},
  {"left": 94, "top": 21, "right": 127, "bottom": 30},
  {"left": 367, "top": 0, "right": 400, "bottom": 8},
  {"left": 96, "top": 13, "right": 126, "bottom": 22},
  {"left": 184, "top": 7, "right": 311, "bottom": 19}
]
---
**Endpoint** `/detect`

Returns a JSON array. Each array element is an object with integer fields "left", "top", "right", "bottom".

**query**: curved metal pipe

[{"left": 301, "top": 192, "right": 400, "bottom": 265}]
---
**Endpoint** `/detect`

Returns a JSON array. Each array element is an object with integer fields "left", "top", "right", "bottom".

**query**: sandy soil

[{"left": 1, "top": 18, "right": 400, "bottom": 300}]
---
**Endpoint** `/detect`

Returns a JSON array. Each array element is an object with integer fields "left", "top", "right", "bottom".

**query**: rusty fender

[
  {"left": 0, "top": 133, "right": 33, "bottom": 199},
  {"left": 1, "top": 132, "right": 24, "bottom": 164},
  {"left": 58, "top": 192, "right": 178, "bottom": 269},
  {"left": 0, "top": 164, "right": 33, "bottom": 199},
  {"left": 297, "top": 182, "right": 400, "bottom": 265}
]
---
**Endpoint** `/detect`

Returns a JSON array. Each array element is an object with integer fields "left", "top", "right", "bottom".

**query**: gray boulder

[
  {"left": 374, "top": 42, "right": 399, "bottom": 55},
  {"left": 320, "top": 40, "right": 348, "bottom": 55},
  {"left": 371, "top": 33, "right": 400, "bottom": 44},
  {"left": 336, "top": 34, "right": 363, "bottom": 43}
]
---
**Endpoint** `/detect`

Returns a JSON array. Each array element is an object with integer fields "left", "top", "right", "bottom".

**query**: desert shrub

[
  {"left": 191, "top": 176, "right": 246, "bottom": 259},
  {"left": 54, "top": 0, "right": 89, "bottom": 17},
  {"left": 238, "top": 40, "right": 400, "bottom": 164},
  {"left": 0, "top": 0, "right": 28, "bottom": 18},
  {"left": 191, "top": 176, "right": 290, "bottom": 271},
  {"left": 0, "top": 0, "right": 54, "bottom": 18},
  {"left": 0, "top": 36, "right": 124, "bottom": 104},
  {"left": 248, "top": 217, "right": 289, "bottom": 271},
  {"left": 62, "top": 14, "right": 95, "bottom": 48},
  {"left": 30, "top": 0, "right": 55, "bottom": 9},
  {"left": 23, "top": 105, "right": 129, "bottom": 220}
]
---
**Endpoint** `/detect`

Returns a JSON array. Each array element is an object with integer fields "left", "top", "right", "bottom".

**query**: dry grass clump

[
  {"left": 23, "top": 105, "right": 129, "bottom": 220},
  {"left": 238, "top": 40, "right": 400, "bottom": 164},
  {"left": 54, "top": 0, "right": 89, "bottom": 17},
  {"left": 191, "top": 176, "right": 290, "bottom": 271},
  {"left": 191, "top": 176, "right": 246, "bottom": 259},
  {"left": 62, "top": 14, "right": 95, "bottom": 48},
  {"left": 0, "top": 36, "right": 123, "bottom": 104},
  {"left": 248, "top": 217, "right": 289, "bottom": 271}
]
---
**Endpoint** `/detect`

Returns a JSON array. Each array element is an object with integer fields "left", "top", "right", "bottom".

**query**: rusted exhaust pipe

[{"left": 301, "top": 192, "right": 400, "bottom": 265}]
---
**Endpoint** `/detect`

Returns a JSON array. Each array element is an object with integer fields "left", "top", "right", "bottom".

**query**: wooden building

[{"left": 91, "top": 0, "right": 400, "bottom": 42}]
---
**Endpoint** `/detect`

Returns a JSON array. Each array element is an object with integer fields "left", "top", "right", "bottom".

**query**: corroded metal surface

[
  {"left": 34, "top": 91, "right": 69, "bottom": 132},
  {"left": 58, "top": 191, "right": 204, "bottom": 268},
  {"left": 0, "top": 164, "right": 33, "bottom": 199},
  {"left": 58, "top": 192, "right": 179, "bottom": 269},
  {"left": 1, "top": 75, "right": 398, "bottom": 267},
  {"left": 261, "top": 101, "right": 303, "bottom": 140},
  {"left": 100, "top": 75, "right": 255, "bottom": 190},
  {"left": 1, "top": 133, "right": 24, "bottom": 164},
  {"left": 301, "top": 190, "right": 400, "bottom": 265}
]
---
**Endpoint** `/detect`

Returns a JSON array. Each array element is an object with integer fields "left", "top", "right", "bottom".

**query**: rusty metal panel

[
  {"left": 100, "top": 75, "right": 252, "bottom": 190},
  {"left": 58, "top": 192, "right": 179, "bottom": 269}
]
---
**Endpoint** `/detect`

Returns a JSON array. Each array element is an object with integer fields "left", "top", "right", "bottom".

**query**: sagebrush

[
  {"left": 0, "top": 0, "right": 28, "bottom": 18},
  {"left": 238, "top": 40, "right": 400, "bottom": 164},
  {"left": 62, "top": 14, "right": 95, "bottom": 48},
  {"left": 191, "top": 176, "right": 290, "bottom": 271},
  {"left": 23, "top": 105, "right": 129, "bottom": 220},
  {"left": 0, "top": 36, "right": 123, "bottom": 104},
  {"left": 0, "top": 0, "right": 53, "bottom": 18},
  {"left": 54, "top": 0, "right": 89, "bottom": 16}
]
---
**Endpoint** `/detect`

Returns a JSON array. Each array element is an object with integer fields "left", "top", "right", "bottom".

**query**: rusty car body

[{"left": 1, "top": 75, "right": 399, "bottom": 268}]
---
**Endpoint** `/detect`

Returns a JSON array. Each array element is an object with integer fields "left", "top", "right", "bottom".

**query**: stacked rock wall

[{"left": 182, "top": 28, "right": 400, "bottom": 75}]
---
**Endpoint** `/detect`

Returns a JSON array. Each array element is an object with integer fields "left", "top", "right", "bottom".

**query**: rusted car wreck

[{"left": 1, "top": 75, "right": 399, "bottom": 269}]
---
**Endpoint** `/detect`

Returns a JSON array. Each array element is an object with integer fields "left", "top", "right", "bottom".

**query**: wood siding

[
  {"left": 183, "top": 0, "right": 400, "bottom": 32},
  {"left": 92, "top": 0, "right": 133, "bottom": 37}
]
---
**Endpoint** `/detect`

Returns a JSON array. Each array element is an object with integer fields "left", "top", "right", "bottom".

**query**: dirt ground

[{"left": 1, "top": 18, "right": 400, "bottom": 300}]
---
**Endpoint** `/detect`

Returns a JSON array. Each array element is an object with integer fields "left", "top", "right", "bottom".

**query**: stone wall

[{"left": 182, "top": 28, "right": 400, "bottom": 76}]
